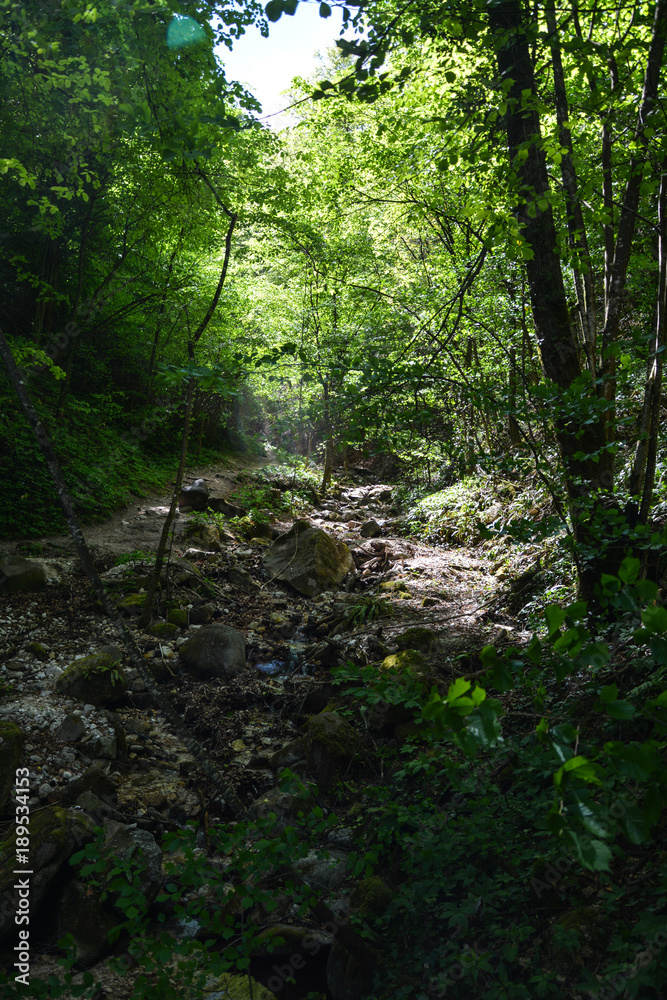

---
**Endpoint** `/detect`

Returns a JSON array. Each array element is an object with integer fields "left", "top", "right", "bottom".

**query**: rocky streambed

[{"left": 0, "top": 464, "right": 514, "bottom": 999}]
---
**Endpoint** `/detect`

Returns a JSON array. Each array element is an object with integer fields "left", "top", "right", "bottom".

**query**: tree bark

[{"left": 487, "top": 0, "right": 611, "bottom": 598}]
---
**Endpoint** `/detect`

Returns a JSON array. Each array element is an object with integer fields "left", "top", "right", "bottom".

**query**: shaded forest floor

[{"left": 1, "top": 455, "right": 665, "bottom": 1000}]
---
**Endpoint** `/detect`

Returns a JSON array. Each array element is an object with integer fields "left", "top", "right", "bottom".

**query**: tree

[{"left": 265, "top": 0, "right": 667, "bottom": 597}]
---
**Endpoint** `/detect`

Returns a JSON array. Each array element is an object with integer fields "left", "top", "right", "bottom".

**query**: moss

[
  {"left": 380, "top": 649, "right": 429, "bottom": 678},
  {"left": 117, "top": 592, "right": 147, "bottom": 615},
  {"left": 306, "top": 712, "right": 361, "bottom": 792},
  {"left": 27, "top": 641, "right": 49, "bottom": 661},
  {"left": 56, "top": 653, "right": 128, "bottom": 707},
  {"left": 167, "top": 608, "right": 188, "bottom": 627},
  {"left": 350, "top": 875, "right": 392, "bottom": 921},
  {"left": 394, "top": 627, "right": 438, "bottom": 654},
  {"left": 379, "top": 580, "right": 410, "bottom": 593},
  {"left": 307, "top": 712, "right": 359, "bottom": 758},
  {"left": 149, "top": 622, "right": 179, "bottom": 639},
  {"left": 0, "top": 806, "right": 96, "bottom": 943}
]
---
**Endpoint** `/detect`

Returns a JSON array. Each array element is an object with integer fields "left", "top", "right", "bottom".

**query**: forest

[{"left": 1, "top": 0, "right": 667, "bottom": 998}]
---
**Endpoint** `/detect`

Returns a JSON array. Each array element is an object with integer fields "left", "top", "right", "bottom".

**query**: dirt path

[{"left": 5, "top": 453, "right": 274, "bottom": 559}]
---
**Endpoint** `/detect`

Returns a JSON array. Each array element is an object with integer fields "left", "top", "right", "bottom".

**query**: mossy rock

[
  {"left": 183, "top": 519, "right": 222, "bottom": 551},
  {"left": 27, "top": 641, "right": 49, "bottom": 662},
  {"left": 394, "top": 627, "right": 438, "bottom": 655},
  {"left": 204, "top": 973, "right": 275, "bottom": 1000},
  {"left": 373, "top": 651, "right": 434, "bottom": 730},
  {"left": 378, "top": 580, "right": 410, "bottom": 594},
  {"left": 350, "top": 875, "right": 392, "bottom": 921},
  {"left": 306, "top": 711, "right": 361, "bottom": 792},
  {"left": 167, "top": 608, "right": 189, "bottom": 627},
  {"left": 0, "top": 805, "right": 96, "bottom": 943},
  {"left": 379, "top": 649, "right": 430, "bottom": 681},
  {"left": 253, "top": 923, "right": 322, "bottom": 958},
  {"left": 56, "top": 653, "right": 128, "bottom": 707},
  {"left": 148, "top": 621, "right": 179, "bottom": 639},
  {"left": 263, "top": 520, "right": 354, "bottom": 597},
  {"left": 116, "top": 592, "right": 148, "bottom": 616},
  {"left": 0, "top": 722, "right": 25, "bottom": 811}
]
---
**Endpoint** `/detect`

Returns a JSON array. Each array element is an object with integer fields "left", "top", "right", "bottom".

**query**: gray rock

[
  {"left": 263, "top": 521, "right": 354, "bottom": 598},
  {"left": 58, "top": 765, "right": 119, "bottom": 806},
  {"left": 0, "top": 556, "right": 47, "bottom": 594},
  {"left": 56, "top": 713, "right": 86, "bottom": 743},
  {"left": 179, "top": 478, "right": 209, "bottom": 511},
  {"left": 359, "top": 520, "right": 382, "bottom": 538},
  {"left": 227, "top": 566, "right": 259, "bottom": 592},
  {"left": 179, "top": 624, "right": 245, "bottom": 679}
]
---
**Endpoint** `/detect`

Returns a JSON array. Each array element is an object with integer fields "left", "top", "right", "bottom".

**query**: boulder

[
  {"left": 179, "top": 478, "right": 209, "bottom": 511},
  {"left": 227, "top": 566, "right": 259, "bottom": 592},
  {"left": 179, "top": 623, "right": 246, "bottom": 679},
  {"left": 53, "top": 878, "right": 119, "bottom": 965},
  {"left": 263, "top": 521, "right": 354, "bottom": 598},
  {"left": 394, "top": 627, "right": 439, "bottom": 655},
  {"left": 0, "top": 722, "right": 24, "bottom": 811},
  {"left": 0, "top": 555, "right": 47, "bottom": 594},
  {"left": 359, "top": 520, "right": 382, "bottom": 538},
  {"left": 54, "top": 827, "right": 162, "bottom": 965},
  {"left": 56, "top": 653, "right": 128, "bottom": 707},
  {"left": 0, "top": 806, "right": 96, "bottom": 943},
  {"left": 55, "top": 713, "right": 86, "bottom": 743},
  {"left": 58, "top": 765, "right": 119, "bottom": 807},
  {"left": 182, "top": 519, "right": 221, "bottom": 552},
  {"left": 305, "top": 712, "right": 360, "bottom": 792}
]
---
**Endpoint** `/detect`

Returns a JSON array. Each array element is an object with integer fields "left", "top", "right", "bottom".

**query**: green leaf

[
  {"left": 650, "top": 636, "right": 667, "bottom": 664},
  {"left": 480, "top": 644, "right": 497, "bottom": 667},
  {"left": 265, "top": 0, "right": 284, "bottom": 20},
  {"left": 604, "top": 741, "right": 660, "bottom": 780},
  {"left": 618, "top": 556, "right": 641, "bottom": 585},
  {"left": 642, "top": 605, "right": 667, "bottom": 635},
  {"left": 599, "top": 684, "right": 619, "bottom": 703},
  {"left": 490, "top": 661, "right": 514, "bottom": 692},
  {"left": 319, "top": 2, "right": 332, "bottom": 15},
  {"left": 565, "top": 831, "right": 612, "bottom": 871},
  {"left": 554, "top": 756, "right": 603, "bottom": 787},
  {"left": 447, "top": 677, "right": 471, "bottom": 701},
  {"left": 544, "top": 605, "right": 566, "bottom": 638},
  {"left": 605, "top": 699, "right": 635, "bottom": 720}
]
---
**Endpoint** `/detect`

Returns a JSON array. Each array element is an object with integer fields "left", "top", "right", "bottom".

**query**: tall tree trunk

[
  {"left": 487, "top": 0, "right": 611, "bottom": 598},
  {"left": 628, "top": 155, "right": 667, "bottom": 527},
  {"left": 545, "top": 0, "right": 597, "bottom": 375}
]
